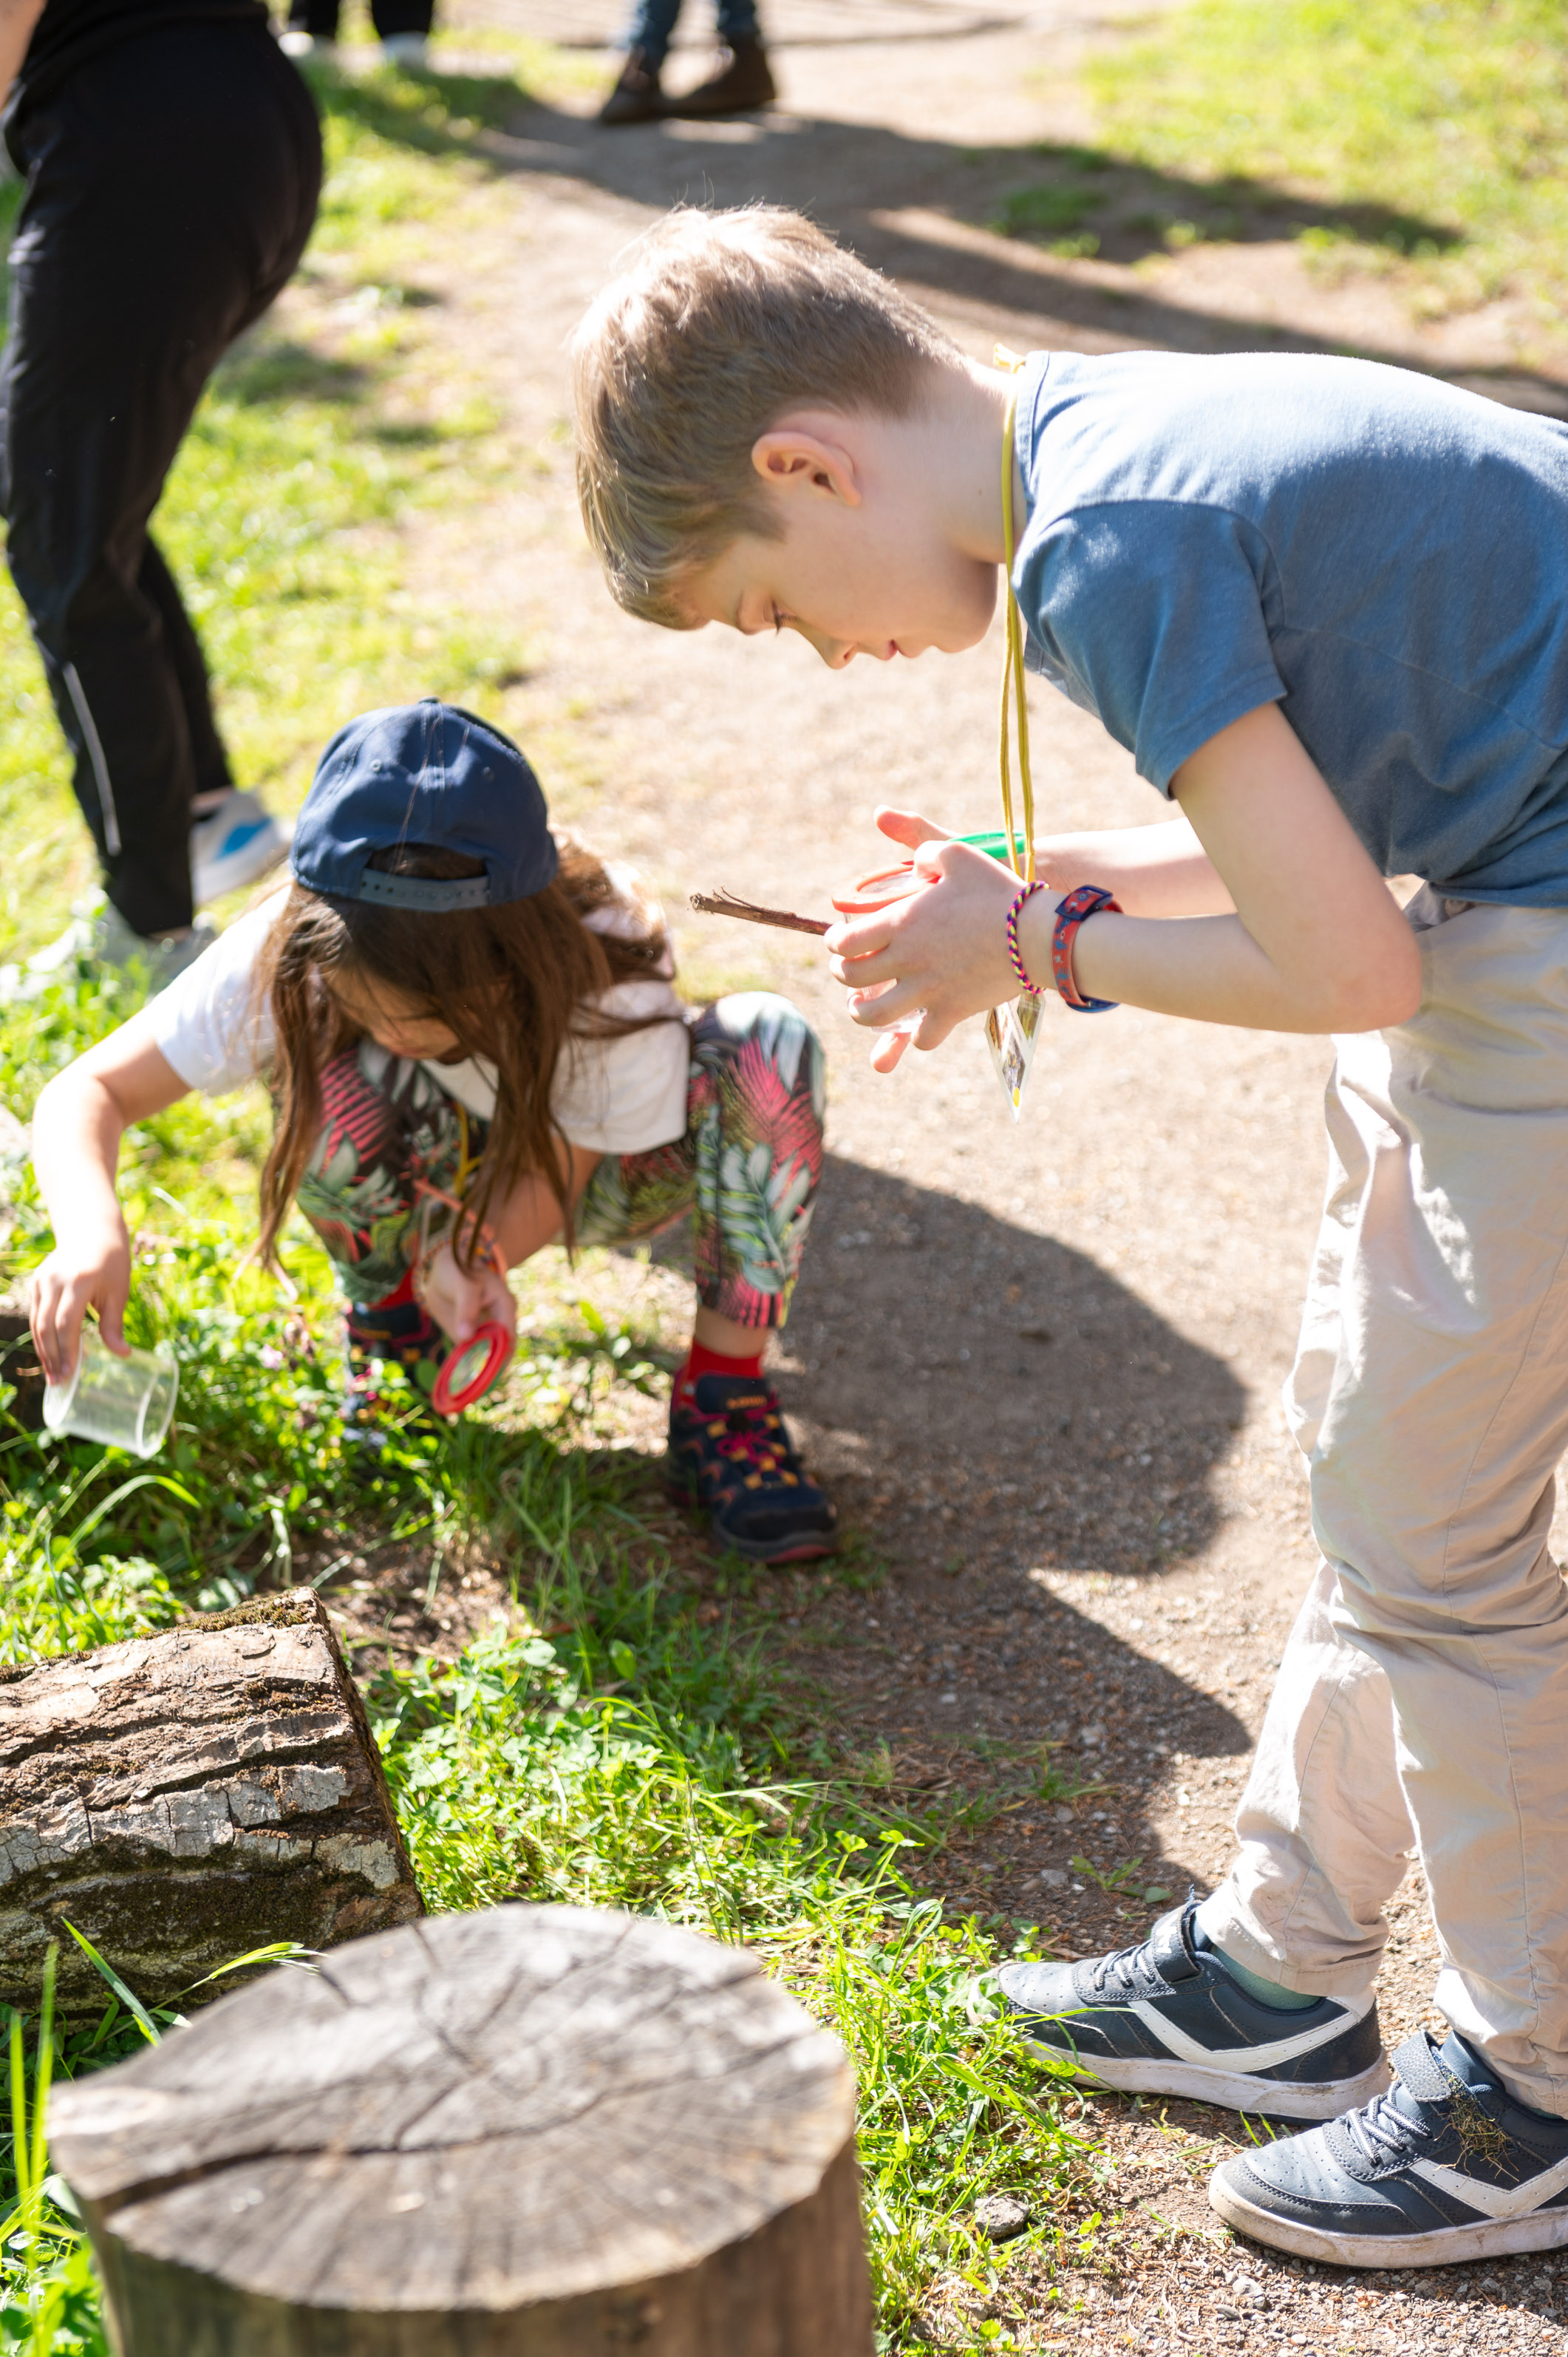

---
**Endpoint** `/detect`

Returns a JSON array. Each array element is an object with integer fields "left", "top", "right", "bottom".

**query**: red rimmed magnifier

[{"left": 431, "top": 1321, "right": 514, "bottom": 1419}]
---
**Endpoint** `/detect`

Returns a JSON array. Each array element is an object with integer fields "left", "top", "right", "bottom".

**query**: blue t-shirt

[{"left": 1012, "top": 350, "right": 1568, "bottom": 904}]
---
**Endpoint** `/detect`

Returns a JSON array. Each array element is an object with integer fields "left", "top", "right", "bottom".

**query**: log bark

[
  {"left": 0, "top": 1304, "right": 45, "bottom": 1430},
  {"left": 50, "top": 1903, "right": 876, "bottom": 2357},
  {"left": 0, "top": 1588, "right": 421, "bottom": 2014}
]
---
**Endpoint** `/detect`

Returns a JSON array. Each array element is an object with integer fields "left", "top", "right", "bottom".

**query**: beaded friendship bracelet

[{"left": 1004, "top": 880, "right": 1047, "bottom": 996}]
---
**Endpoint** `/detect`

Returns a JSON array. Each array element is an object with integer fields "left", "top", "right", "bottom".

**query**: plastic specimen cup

[{"left": 43, "top": 1330, "right": 179, "bottom": 1458}]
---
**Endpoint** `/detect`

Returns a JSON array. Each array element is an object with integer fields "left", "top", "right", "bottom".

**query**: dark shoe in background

[
  {"left": 664, "top": 35, "right": 775, "bottom": 118},
  {"left": 667, "top": 1373, "right": 838, "bottom": 1565},
  {"left": 599, "top": 46, "right": 664, "bottom": 125}
]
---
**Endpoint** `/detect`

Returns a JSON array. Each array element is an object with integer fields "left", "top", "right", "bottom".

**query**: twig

[{"left": 689, "top": 889, "right": 831, "bottom": 938}]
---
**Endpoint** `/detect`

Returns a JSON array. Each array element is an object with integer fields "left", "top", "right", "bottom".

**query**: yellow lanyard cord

[{"left": 996, "top": 347, "right": 1034, "bottom": 886}]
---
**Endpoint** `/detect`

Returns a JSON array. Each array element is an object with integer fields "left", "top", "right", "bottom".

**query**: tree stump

[
  {"left": 0, "top": 1589, "right": 421, "bottom": 2014},
  {"left": 49, "top": 1904, "right": 876, "bottom": 2357}
]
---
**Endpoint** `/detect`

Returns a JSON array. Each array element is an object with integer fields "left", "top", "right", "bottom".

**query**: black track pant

[
  {"left": 0, "top": 26, "right": 321, "bottom": 936},
  {"left": 287, "top": 0, "right": 432, "bottom": 40}
]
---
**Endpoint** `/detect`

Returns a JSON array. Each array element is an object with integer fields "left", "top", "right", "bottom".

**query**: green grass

[
  {"left": 1082, "top": 0, "right": 1568, "bottom": 336},
  {"left": 0, "top": 50, "right": 1097, "bottom": 2348},
  {"left": 0, "top": 1075, "right": 1093, "bottom": 2344}
]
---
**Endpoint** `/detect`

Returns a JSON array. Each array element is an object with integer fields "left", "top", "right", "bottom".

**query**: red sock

[{"left": 676, "top": 1336, "right": 765, "bottom": 1404}]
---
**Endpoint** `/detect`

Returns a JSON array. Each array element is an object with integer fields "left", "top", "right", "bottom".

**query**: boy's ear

[{"left": 750, "top": 424, "right": 862, "bottom": 507}]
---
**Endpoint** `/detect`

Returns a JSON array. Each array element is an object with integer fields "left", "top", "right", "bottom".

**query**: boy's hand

[
  {"left": 825, "top": 842, "right": 1060, "bottom": 1069},
  {"left": 30, "top": 1222, "right": 133, "bottom": 1385},
  {"left": 871, "top": 803, "right": 953, "bottom": 853},
  {"left": 419, "top": 1240, "right": 517, "bottom": 1350}
]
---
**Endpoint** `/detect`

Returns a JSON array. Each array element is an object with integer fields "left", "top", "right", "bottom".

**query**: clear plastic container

[{"left": 43, "top": 1330, "right": 178, "bottom": 1458}]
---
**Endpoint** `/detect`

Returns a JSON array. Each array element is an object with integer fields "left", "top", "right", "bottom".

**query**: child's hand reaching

[
  {"left": 868, "top": 803, "right": 953, "bottom": 856},
  {"left": 418, "top": 1239, "right": 517, "bottom": 1349},
  {"left": 827, "top": 812, "right": 1061, "bottom": 1070},
  {"left": 29, "top": 1220, "right": 133, "bottom": 1386}
]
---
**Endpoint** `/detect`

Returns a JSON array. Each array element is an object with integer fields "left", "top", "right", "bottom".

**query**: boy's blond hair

[{"left": 571, "top": 206, "right": 958, "bottom": 629}]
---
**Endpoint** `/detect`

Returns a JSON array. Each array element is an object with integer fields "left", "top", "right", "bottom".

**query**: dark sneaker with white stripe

[
  {"left": 996, "top": 1902, "right": 1388, "bottom": 2121},
  {"left": 1210, "top": 2028, "right": 1568, "bottom": 2268}
]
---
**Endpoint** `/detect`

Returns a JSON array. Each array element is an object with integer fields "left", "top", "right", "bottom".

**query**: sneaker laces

[
  {"left": 1084, "top": 1933, "right": 1161, "bottom": 2001},
  {"left": 710, "top": 1406, "right": 791, "bottom": 1480},
  {"left": 1340, "top": 2082, "right": 1425, "bottom": 2170}
]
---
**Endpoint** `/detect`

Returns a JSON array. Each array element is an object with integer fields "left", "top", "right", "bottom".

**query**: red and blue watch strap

[{"left": 1051, "top": 883, "right": 1122, "bottom": 1013}]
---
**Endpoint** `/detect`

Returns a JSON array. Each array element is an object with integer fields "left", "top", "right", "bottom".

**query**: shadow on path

[
  {"left": 310, "top": 64, "right": 1568, "bottom": 414},
  {"left": 769, "top": 1150, "right": 1249, "bottom": 1582}
]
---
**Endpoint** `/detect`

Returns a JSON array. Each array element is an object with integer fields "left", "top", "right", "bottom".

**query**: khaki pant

[{"left": 1200, "top": 889, "right": 1568, "bottom": 2116}]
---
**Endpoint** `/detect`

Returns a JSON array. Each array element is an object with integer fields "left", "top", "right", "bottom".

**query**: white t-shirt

[{"left": 148, "top": 866, "right": 692, "bottom": 1156}]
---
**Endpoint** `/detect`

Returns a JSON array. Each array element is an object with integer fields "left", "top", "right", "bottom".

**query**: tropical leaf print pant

[
  {"left": 293, "top": 994, "right": 825, "bottom": 1331},
  {"left": 576, "top": 993, "right": 825, "bottom": 1329}
]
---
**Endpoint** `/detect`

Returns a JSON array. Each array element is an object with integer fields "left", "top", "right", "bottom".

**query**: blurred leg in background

[
  {"left": 280, "top": 0, "right": 434, "bottom": 69},
  {"left": 0, "top": 24, "right": 321, "bottom": 991},
  {"left": 600, "top": 0, "right": 773, "bottom": 126}
]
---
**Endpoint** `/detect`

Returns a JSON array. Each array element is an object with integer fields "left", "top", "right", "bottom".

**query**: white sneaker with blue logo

[
  {"left": 1210, "top": 2029, "right": 1568, "bottom": 2266},
  {"left": 191, "top": 789, "right": 290, "bottom": 909}
]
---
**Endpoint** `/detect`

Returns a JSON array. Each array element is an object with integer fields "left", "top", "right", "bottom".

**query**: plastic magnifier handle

[{"left": 431, "top": 1321, "right": 514, "bottom": 1418}]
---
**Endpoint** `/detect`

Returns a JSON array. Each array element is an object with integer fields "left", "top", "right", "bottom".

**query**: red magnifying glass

[
  {"left": 830, "top": 862, "right": 927, "bottom": 918},
  {"left": 431, "top": 1321, "right": 514, "bottom": 1419}
]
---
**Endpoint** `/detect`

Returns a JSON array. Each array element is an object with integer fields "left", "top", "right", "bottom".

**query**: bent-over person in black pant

[{"left": 0, "top": 0, "right": 321, "bottom": 995}]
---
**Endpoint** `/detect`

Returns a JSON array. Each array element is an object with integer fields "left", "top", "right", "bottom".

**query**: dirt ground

[{"left": 297, "top": 2, "right": 1568, "bottom": 2345}]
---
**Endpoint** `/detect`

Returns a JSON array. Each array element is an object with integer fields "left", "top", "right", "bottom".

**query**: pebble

[{"left": 974, "top": 2191, "right": 1032, "bottom": 2242}]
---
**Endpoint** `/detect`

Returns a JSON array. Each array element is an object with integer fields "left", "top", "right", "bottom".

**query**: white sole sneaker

[
  {"left": 0, "top": 906, "right": 215, "bottom": 1004},
  {"left": 1024, "top": 2038, "right": 1392, "bottom": 2120},
  {"left": 191, "top": 791, "right": 291, "bottom": 908},
  {"left": 998, "top": 1905, "right": 1390, "bottom": 2123},
  {"left": 1209, "top": 2169, "right": 1568, "bottom": 2268},
  {"left": 1209, "top": 2028, "right": 1568, "bottom": 2268}
]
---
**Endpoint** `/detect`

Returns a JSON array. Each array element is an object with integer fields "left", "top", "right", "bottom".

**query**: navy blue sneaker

[
  {"left": 1210, "top": 2028, "right": 1568, "bottom": 2268},
  {"left": 667, "top": 1373, "right": 838, "bottom": 1564},
  {"left": 995, "top": 1902, "right": 1388, "bottom": 2120}
]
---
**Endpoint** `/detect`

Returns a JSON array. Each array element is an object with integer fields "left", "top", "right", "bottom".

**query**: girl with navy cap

[{"left": 26, "top": 700, "right": 838, "bottom": 1565}]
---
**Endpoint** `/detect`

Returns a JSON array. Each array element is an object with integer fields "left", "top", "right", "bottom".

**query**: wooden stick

[{"left": 689, "top": 889, "right": 831, "bottom": 938}]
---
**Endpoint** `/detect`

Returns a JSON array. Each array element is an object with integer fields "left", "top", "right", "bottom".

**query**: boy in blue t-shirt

[{"left": 573, "top": 208, "right": 1568, "bottom": 2270}]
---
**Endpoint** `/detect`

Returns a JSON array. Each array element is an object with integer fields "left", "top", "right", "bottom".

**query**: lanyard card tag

[{"left": 984, "top": 990, "right": 1044, "bottom": 1120}]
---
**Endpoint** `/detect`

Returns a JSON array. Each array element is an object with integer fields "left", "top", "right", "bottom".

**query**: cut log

[
  {"left": 0, "top": 1304, "right": 45, "bottom": 1431},
  {"left": 50, "top": 1903, "right": 876, "bottom": 2357},
  {"left": 0, "top": 1588, "right": 421, "bottom": 2014}
]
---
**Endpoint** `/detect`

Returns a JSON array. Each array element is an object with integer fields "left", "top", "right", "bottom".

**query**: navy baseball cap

[{"left": 290, "top": 698, "right": 558, "bottom": 912}]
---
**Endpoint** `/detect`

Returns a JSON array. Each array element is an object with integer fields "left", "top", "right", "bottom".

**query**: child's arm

[
  {"left": 417, "top": 1144, "right": 602, "bottom": 1344},
  {"left": 29, "top": 1016, "right": 194, "bottom": 1382},
  {"left": 0, "top": 0, "right": 45, "bottom": 109},
  {"left": 829, "top": 703, "right": 1422, "bottom": 1047},
  {"left": 873, "top": 805, "right": 1236, "bottom": 919}
]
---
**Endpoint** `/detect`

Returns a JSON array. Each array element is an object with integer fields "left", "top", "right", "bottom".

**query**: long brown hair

[{"left": 255, "top": 834, "right": 675, "bottom": 1272}]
